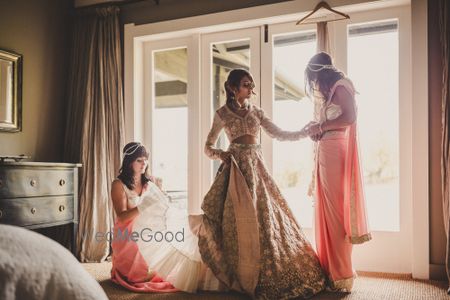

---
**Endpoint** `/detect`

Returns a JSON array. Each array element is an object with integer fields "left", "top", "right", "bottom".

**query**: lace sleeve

[
  {"left": 204, "top": 112, "right": 225, "bottom": 160},
  {"left": 259, "top": 109, "right": 307, "bottom": 141}
]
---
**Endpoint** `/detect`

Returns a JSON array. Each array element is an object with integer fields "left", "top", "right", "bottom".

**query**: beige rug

[{"left": 83, "top": 262, "right": 449, "bottom": 300}]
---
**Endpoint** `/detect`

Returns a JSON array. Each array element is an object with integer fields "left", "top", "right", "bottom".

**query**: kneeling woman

[{"left": 110, "top": 142, "right": 220, "bottom": 293}]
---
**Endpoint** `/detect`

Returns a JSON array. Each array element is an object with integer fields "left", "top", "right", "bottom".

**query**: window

[{"left": 152, "top": 48, "right": 189, "bottom": 210}]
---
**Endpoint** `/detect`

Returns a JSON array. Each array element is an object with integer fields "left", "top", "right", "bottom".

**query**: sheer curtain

[{"left": 64, "top": 6, "right": 124, "bottom": 262}]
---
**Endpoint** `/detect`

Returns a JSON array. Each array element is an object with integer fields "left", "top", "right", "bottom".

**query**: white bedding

[{"left": 0, "top": 224, "right": 108, "bottom": 300}]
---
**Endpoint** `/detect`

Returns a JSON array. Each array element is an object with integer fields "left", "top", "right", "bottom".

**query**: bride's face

[{"left": 234, "top": 76, "right": 255, "bottom": 102}]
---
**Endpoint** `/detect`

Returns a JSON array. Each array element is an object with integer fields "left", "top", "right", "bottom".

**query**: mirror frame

[{"left": 0, "top": 49, "right": 22, "bottom": 132}]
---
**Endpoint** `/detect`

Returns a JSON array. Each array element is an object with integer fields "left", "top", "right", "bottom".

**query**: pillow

[{"left": 0, "top": 224, "right": 108, "bottom": 300}]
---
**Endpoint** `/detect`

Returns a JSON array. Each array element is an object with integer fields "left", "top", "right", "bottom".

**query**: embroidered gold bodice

[{"left": 205, "top": 104, "right": 306, "bottom": 159}]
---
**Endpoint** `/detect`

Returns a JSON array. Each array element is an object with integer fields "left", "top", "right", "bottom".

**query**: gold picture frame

[{"left": 0, "top": 49, "right": 22, "bottom": 132}]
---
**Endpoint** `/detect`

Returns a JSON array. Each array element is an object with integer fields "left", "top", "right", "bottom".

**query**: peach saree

[{"left": 313, "top": 79, "right": 371, "bottom": 290}]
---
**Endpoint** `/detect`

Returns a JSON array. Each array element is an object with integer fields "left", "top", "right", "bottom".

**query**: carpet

[{"left": 82, "top": 262, "right": 449, "bottom": 299}]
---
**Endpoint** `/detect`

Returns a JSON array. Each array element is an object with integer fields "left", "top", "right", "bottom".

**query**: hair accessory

[
  {"left": 307, "top": 63, "right": 336, "bottom": 72},
  {"left": 124, "top": 143, "right": 142, "bottom": 156}
]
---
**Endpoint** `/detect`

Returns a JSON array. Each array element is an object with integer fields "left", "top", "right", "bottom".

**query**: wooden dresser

[{"left": 0, "top": 162, "right": 81, "bottom": 256}]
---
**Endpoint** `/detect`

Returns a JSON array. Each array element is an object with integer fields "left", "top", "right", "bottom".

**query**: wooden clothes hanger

[{"left": 296, "top": 1, "right": 350, "bottom": 25}]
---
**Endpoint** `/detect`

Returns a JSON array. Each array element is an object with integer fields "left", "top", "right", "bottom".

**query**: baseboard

[{"left": 430, "top": 263, "right": 447, "bottom": 281}]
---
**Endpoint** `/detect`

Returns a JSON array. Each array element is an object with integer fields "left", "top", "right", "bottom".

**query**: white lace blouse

[{"left": 204, "top": 104, "right": 307, "bottom": 160}]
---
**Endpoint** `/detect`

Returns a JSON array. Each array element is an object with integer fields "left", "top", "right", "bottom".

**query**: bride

[{"left": 194, "top": 69, "right": 326, "bottom": 299}]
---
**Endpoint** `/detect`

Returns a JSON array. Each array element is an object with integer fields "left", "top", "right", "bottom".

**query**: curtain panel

[
  {"left": 439, "top": 0, "right": 450, "bottom": 286},
  {"left": 64, "top": 6, "right": 124, "bottom": 262}
]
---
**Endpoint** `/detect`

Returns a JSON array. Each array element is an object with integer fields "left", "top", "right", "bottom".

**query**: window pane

[
  {"left": 272, "top": 31, "right": 316, "bottom": 228},
  {"left": 153, "top": 48, "right": 188, "bottom": 210},
  {"left": 348, "top": 20, "right": 399, "bottom": 231},
  {"left": 210, "top": 40, "right": 250, "bottom": 175}
]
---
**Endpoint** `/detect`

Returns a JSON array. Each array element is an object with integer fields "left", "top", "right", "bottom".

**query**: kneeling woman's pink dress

[
  {"left": 312, "top": 78, "right": 371, "bottom": 290},
  {"left": 111, "top": 180, "right": 221, "bottom": 293}
]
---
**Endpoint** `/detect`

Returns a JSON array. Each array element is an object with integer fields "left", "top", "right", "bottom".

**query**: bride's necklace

[{"left": 232, "top": 99, "right": 249, "bottom": 111}]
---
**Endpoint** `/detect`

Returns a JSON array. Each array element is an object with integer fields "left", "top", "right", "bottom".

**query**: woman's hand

[
  {"left": 219, "top": 151, "right": 232, "bottom": 165},
  {"left": 306, "top": 123, "right": 321, "bottom": 136},
  {"left": 301, "top": 121, "right": 321, "bottom": 141},
  {"left": 301, "top": 121, "right": 316, "bottom": 133}
]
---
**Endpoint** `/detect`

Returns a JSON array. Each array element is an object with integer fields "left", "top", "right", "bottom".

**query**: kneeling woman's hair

[{"left": 118, "top": 142, "right": 151, "bottom": 190}]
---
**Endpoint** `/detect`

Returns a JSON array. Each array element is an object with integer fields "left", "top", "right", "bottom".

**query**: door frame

[{"left": 124, "top": 0, "right": 428, "bottom": 278}]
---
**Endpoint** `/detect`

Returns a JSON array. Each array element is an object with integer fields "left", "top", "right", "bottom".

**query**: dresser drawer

[
  {"left": 0, "top": 195, "right": 74, "bottom": 227},
  {"left": 0, "top": 168, "right": 74, "bottom": 198}
]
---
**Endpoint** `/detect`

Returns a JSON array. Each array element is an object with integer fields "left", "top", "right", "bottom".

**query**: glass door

[
  {"left": 341, "top": 8, "right": 412, "bottom": 273},
  {"left": 261, "top": 22, "right": 318, "bottom": 237},
  {"left": 261, "top": 7, "right": 411, "bottom": 273},
  {"left": 143, "top": 37, "right": 200, "bottom": 214}
]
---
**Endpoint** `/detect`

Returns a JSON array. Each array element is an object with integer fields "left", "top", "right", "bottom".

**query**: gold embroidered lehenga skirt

[{"left": 197, "top": 143, "right": 326, "bottom": 299}]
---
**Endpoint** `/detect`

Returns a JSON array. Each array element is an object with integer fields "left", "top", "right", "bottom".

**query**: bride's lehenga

[{"left": 196, "top": 104, "right": 326, "bottom": 299}]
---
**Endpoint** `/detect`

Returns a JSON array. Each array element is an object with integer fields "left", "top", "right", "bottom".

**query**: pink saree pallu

[
  {"left": 314, "top": 126, "right": 371, "bottom": 290},
  {"left": 197, "top": 143, "right": 326, "bottom": 299},
  {"left": 111, "top": 217, "right": 177, "bottom": 293}
]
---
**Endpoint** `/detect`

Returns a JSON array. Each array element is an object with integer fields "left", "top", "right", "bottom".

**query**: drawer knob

[
  {"left": 59, "top": 205, "right": 65, "bottom": 212},
  {"left": 31, "top": 207, "right": 36, "bottom": 214},
  {"left": 30, "top": 179, "right": 37, "bottom": 187},
  {"left": 0, "top": 210, "right": 2, "bottom": 219},
  {"left": 59, "top": 179, "right": 66, "bottom": 186}
]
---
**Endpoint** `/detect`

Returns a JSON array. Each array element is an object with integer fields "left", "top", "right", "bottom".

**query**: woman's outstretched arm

[{"left": 260, "top": 109, "right": 308, "bottom": 141}]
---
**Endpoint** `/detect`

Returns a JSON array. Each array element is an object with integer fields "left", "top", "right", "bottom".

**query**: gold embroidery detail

[
  {"left": 329, "top": 274, "right": 355, "bottom": 292},
  {"left": 349, "top": 233, "right": 372, "bottom": 244}
]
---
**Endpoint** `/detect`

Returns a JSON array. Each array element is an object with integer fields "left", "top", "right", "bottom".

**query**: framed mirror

[{"left": 0, "top": 49, "right": 22, "bottom": 132}]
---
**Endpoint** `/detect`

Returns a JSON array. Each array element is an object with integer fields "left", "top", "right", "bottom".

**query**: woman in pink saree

[
  {"left": 194, "top": 69, "right": 326, "bottom": 299},
  {"left": 110, "top": 142, "right": 221, "bottom": 293},
  {"left": 304, "top": 52, "right": 371, "bottom": 292}
]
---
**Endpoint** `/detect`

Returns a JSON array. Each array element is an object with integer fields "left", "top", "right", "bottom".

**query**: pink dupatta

[{"left": 329, "top": 79, "right": 371, "bottom": 244}]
